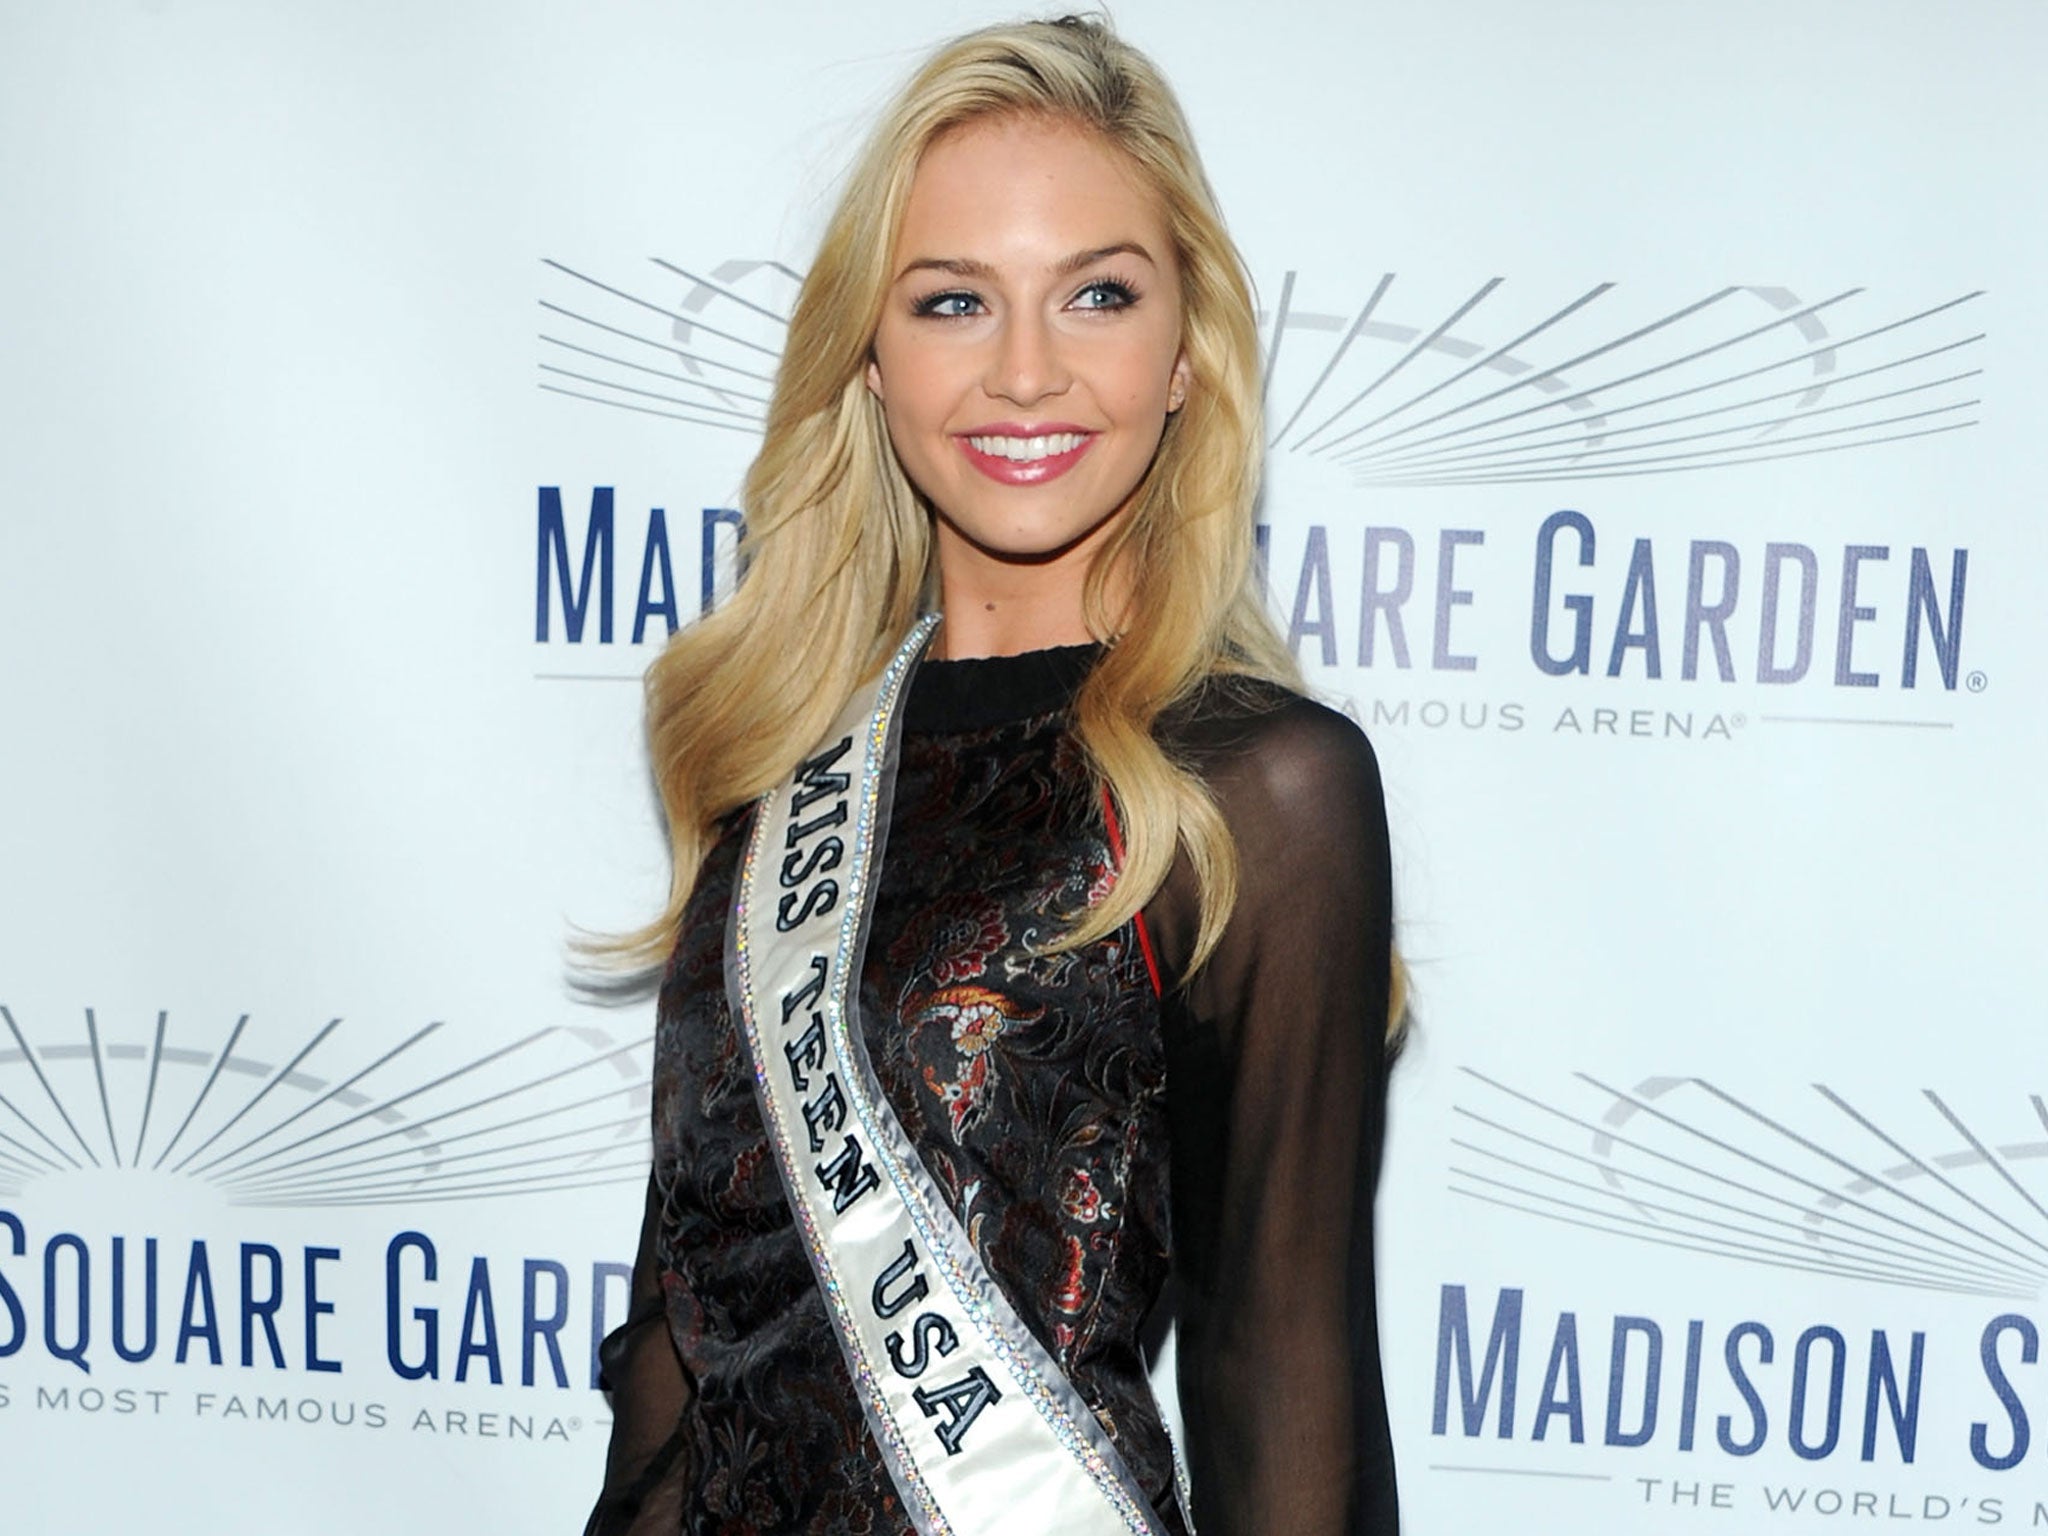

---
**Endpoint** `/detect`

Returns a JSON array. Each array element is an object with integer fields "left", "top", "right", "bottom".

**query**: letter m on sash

[
  {"left": 1432, "top": 1284, "right": 1522, "bottom": 1437},
  {"left": 791, "top": 735, "right": 853, "bottom": 814},
  {"left": 816, "top": 1134, "right": 880, "bottom": 1213}
]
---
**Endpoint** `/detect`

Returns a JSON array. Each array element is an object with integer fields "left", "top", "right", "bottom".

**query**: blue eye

[
  {"left": 1072, "top": 279, "right": 1139, "bottom": 311},
  {"left": 911, "top": 290, "right": 983, "bottom": 319}
]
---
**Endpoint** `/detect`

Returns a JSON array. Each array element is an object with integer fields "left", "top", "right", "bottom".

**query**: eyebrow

[{"left": 892, "top": 241, "right": 1159, "bottom": 284}]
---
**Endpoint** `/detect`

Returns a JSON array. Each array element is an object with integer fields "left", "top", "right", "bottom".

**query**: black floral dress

[{"left": 587, "top": 646, "right": 1400, "bottom": 1535}]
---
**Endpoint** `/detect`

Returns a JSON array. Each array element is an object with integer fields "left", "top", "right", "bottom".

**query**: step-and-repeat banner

[{"left": 3, "top": 1, "right": 2042, "bottom": 1530}]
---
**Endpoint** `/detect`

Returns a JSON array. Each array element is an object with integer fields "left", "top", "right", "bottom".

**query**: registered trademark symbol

[
  {"left": 1967, "top": 670, "right": 1987, "bottom": 692},
  {"left": 1731, "top": 713, "right": 1747, "bottom": 729},
  {"left": 569, "top": 1417, "right": 582, "bottom": 1432}
]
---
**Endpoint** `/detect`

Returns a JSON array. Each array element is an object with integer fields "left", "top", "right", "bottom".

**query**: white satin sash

[{"left": 725, "top": 616, "right": 1172, "bottom": 1536}]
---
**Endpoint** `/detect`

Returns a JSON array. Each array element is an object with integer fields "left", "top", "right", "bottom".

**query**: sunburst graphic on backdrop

[
  {"left": 537, "top": 256, "right": 792, "bottom": 437},
  {"left": 0, "top": 1004, "right": 650, "bottom": 1208},
  {"left": 535, "top": 258, "right": 1983, "bottom": 485},
  {"left": 1451, "top": 1071, "right": 2048, "bottom": 1301}
]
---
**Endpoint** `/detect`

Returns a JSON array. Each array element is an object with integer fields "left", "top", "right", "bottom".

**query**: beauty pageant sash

[{"left": 725, "top": 616, "right": 1172, "bottom": 1536}]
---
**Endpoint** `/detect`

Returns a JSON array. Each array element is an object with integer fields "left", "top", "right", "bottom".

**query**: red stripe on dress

[{"left": 1098, "top": 785, "right": 1163, "bottom": 999}]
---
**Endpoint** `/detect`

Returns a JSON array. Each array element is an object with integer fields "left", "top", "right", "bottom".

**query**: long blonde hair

[{"left": 618, "top": 17, "right": 1406, "bottom": 1037}]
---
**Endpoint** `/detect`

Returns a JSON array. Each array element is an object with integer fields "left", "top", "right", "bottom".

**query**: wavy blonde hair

[{"left": 618, "top": 16, "right": 1407, "bottom": 1038}]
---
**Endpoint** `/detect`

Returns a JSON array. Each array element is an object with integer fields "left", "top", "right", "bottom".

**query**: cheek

[
  {"left": 883, "top": 390, "right": 949, "bottom": 469},
  {"left": 1111, "top": 326, "right": 1185, "bottom": 416},
  {"left": 874, "top": 337, "right": 958, "bottom": 439},
  {"left": 1110, "top": 357, "right": 1177, "bottom": 420}
]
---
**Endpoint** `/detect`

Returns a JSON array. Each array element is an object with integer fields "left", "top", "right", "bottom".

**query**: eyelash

[
  {"left": 1075, "top": 275, "right": 1141, "bottom": 311},
  {"left": 908, "top": 274, "right": 1143, "bottom": 319}
]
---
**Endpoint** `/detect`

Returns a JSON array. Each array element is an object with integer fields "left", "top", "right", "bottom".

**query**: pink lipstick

[{"left": 956, "top": 426, "right": 1097, "bottom": 486}]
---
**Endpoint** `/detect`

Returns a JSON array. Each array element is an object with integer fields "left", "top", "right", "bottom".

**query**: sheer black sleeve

[
  {"left": 583, "top": 1173, "right": 693, "bottom": 1536},
  {"left": 1152, "top": 690, "right": 1400, "bottom": 1535}
]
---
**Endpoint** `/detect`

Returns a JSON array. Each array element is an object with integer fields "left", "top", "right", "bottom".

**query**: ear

[
  {"left": 865, "top": 356, "right": 884, "bottom": 400},
  {"left": 1166, "top": 350, "right": 1191, "bottom": 414}
]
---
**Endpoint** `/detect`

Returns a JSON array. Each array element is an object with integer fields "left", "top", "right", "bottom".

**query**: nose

[{"left": 983, "top": 310, "right": 1070, "bottom": 406}]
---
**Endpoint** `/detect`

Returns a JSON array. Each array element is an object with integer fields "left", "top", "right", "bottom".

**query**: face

[{"left": 866, "top": 115, "right": 1190, "bottom": 614}]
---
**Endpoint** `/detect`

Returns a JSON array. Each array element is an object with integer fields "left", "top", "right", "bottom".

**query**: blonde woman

[{"left": 587, "top": 16, "right": 1402, "bottom": 1535}]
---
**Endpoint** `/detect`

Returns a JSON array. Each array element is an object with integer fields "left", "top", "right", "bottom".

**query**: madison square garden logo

[
  {"left": 529, "top": 258, "right": 1986, "bottom": 746},
  {"left": 0, "top": 1002, "right": 649, "bottom": 1438},
  {"left": 1424, "top": 1071, "right": 2048, "bottom": 1519}
]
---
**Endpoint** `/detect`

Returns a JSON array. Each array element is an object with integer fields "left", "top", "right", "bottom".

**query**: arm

[
  {"left": 1157, "top": 696, "right": 1400, "bottom": 1534},
  {"left": 583, "top": 1173, "right": 693, "bottom": 1536}
]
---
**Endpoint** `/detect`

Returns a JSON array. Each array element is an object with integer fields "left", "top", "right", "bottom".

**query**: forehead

[{"left": 893, "top": 115, "right": 1172, "bottom": 270}]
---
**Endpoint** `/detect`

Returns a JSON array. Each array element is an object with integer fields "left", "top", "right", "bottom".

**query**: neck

[
  {"left": 934, "top": 598, "right": 1095, "bottom": 660},
  {"left": 930, "top": 531, "right": 1125, "bottom": 661}
]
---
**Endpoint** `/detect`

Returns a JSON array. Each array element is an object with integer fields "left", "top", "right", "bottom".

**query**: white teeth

[{"left": 967, "top": 432, "right": 1086, "bottom": 462}]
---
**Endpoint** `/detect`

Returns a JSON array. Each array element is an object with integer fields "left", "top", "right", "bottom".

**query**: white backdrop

[{"left": 3, "top": 1, "right": 2044, "bottom": 1531}]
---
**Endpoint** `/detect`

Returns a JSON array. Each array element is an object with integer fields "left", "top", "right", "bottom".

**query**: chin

[{"left": 972, "top": 525, "right": 1106, "bottom": 563}]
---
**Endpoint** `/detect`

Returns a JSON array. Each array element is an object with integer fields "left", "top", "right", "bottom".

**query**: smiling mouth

[
  {"left": 964, "top": 431, "right": 1090, "bottom": 461},
  {"left": 956, "top": 430, "right": 1096, "bottom": 485}
]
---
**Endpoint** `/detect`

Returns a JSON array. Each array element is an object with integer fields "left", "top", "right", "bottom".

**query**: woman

[{"left": 587, "top": 16, "right": 1403, "bottom": 1534}]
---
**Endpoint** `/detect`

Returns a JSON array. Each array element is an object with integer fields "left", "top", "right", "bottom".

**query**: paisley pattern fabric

[
  {"left": 650, "top": 691, "right": 1186, "bottom": 1535},
  {"left": 588, "top": 644, "right": 1401, "bottom": 1536}
]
